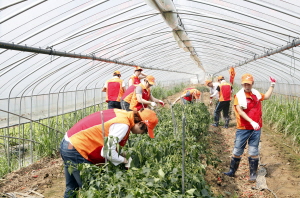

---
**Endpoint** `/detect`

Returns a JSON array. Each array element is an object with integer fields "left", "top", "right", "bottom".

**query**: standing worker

[
  {"left": 121, "top": 75, "right": 164, "bottom": 111},
  {"left": 128, "top": 66, "right": 148, "bottom": 86},
  {"left": 60, "top": 108, "right": 159, "bottom": 198},
  {"left": 172, "top": 88, "right": 201, "bottom": 105},
  {"left": 205, "top": 80, "right": 220, "bottom": 105},
  {"left": 223, "top": 74, "right": 275, "bottom": 182},
  {"left": 211, "top": 78, "right": 233, "bottom": 128},
  {"left": 102, "top": 71, "right": 125, "bottom": 109}
]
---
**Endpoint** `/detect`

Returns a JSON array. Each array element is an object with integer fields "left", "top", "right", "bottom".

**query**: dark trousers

[
  {"left": 214, "top": 100, "right": 230, "bottom": 123},
  {"left": 60, "top": 139, "right": 91, "bottom": 198},
  {"left": 108, "top": 101, "right": 121, "bottom": 109},
  {"left": 121, "top": 100, "right": 132, "bottom": 111}
]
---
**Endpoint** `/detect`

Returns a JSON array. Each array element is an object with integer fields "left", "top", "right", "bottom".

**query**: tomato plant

[{"left": 77, "top": 103, "right": 221, "bottom": 198}]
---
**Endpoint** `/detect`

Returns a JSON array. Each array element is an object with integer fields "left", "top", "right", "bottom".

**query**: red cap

[{"left": 138, "top": 108, "right": 158, "bottom": 138}]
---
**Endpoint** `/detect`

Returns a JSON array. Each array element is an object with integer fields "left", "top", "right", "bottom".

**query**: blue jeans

[
  {"left": 232, "top": 129, "right": 261, "bottom": 156},
  {"left": 181, "top": 98, "right": 192, "bottom": 104},
  {"left": 60, "top": 138, "right": 91, "bottom": 198}
]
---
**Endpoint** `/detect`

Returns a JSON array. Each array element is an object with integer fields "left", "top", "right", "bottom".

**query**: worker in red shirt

[
  {"left": 121, "top": 75, "right": 164, "bottom": 111},
  {"left": 172, "top": 88, "right": 201, "bottom": 105},
  {"left": 128, "top": 66, "right": 148, "bottom": 86},
  {"left": 210, "top": 77, "right": 233, "bottom": 128},
  {"left": 102, "top": 71, "right": 125, "bottom": 109},
  {"left": 223, "top": 74, "right": 275, "bottom": 182},
  {"left": 60, "top": 108, "right": 159, "bottom": 198}
]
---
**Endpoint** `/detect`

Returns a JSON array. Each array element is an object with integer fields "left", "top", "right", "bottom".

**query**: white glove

[
  {"left": 158, "top": 100, "right": 165, "bottom": 106},
  {"left": 124, "top": 157, "right": 132, "bottom": 169},
  {"left": 250, "top": 121, "right": 260, "bottom": 130},
  {"left": 150, "top": 102, "right": 156, "bottom": 107}
]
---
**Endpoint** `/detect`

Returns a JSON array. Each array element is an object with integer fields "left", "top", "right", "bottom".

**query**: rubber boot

[
  {"left": 223, "top": 157, "right": 241, "bottom": 177},
  {"left": 248, "top": 157, "right": 259, "bottom": 182},
  {"left": 223, "top": 118, "right": 230, "bottom": 128},
  {"left": 211, "top": 122, "right": 219, "bottom": 127}
]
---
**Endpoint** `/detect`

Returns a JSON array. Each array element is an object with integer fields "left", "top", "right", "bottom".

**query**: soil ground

[
  {"left": 202, "top": 92, "right": 300, "bottom": 198},
  {"left": 1, "top": 86, "right": 300, "bottom": 198}
]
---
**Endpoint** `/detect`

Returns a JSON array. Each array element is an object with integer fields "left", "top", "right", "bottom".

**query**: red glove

[
  {"left": 158, "top": 100, "right": 165, "bottom": 107},
  {"left": 269, "top": 77, "right": 276, "bottom": 86}
]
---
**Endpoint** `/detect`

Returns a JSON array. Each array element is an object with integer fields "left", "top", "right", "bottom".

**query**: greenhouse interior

[{"left": 0, "top": 0, "right": 300, "bottom": 197}]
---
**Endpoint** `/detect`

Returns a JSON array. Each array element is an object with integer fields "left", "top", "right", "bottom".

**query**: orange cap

[
  {"left": 217, "top": 76, "right": 224, "bottom": 80},
  {"left": 139, "top": 108, "right": 158, "bottom": 138},
  {"left": 205, "top": 80, "right": 212, "bottom": 86},
  {"left": 241, "top": 73, "right": 254, "bottom": 84},
  {"left": 114, "top": 71, "right": 121, "bottom": 75},
  {"left": 135, "top": 66, "right": 143, "bottom": 71},
  {"left": 194, "top": 90, "right": 201, "bottom": 99},
  {"left": 145, "top": 75, "right": 155, "bottom": 85}
]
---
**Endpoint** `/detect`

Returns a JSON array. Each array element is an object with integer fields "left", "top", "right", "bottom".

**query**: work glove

[
  {"left": 158, "top": 100, "right": 165, "bottom": 106},
  {"left": 124, "top": 157, "right": 132, "bottom": 169},
  {"left": 250, "top": 121, "right": 260, "bottom": 130},
  {"left": 269, "top": 76, "right": 276, "bottom": 87},
  {"left": 150, "top": 102, "right": 156, "bottom": 107},
  {"left": 209, "top": 97, "right": 213, "bottom": 105}
]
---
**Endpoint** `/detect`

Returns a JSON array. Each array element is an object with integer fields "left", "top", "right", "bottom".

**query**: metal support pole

[
  {"left": 214, "top": 38, "right": 300, "bottom": 74},
  {"left": 181, "top": 115, "right": 186, "bottom": 194},
  {"left": 0, "top": 42, "right": 194, "bottom": 75}
]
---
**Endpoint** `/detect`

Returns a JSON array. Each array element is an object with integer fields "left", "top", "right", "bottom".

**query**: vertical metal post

[
  {"left": 6, "top": 98, "right": 11, "bottom": 169},
  {"left": 74, "top": 89, "right": 77, "bottom": 121},
  {"left": 100, "top": 111, "right": 108, "bottom": 171},
  {"left": 181, "top": 115, "right": 186, "bottom": 195},
  {"left": 30, "top": 95, "right": 33, "bottom": 163},
  {"left": 62, "top": 91, "right": 64, "bottom": 130}
]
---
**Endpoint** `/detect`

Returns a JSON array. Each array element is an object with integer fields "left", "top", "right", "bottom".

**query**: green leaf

[
  {"left": 201, "top": 189, "right": 209, "bottom": 196},
  {"left": 158, "top": 168, "right": 165, "bottom": 179},
  {"left": 186, "top": 188, "right": 196, "bottom": 195},
  {"left": 67, "top": 166, "right": 73, "bottom": 175}
]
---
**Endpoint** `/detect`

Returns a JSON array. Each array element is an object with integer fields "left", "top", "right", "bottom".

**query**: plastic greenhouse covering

[{"left": 0, "top": 0, "right": 300, "bottom": 171}]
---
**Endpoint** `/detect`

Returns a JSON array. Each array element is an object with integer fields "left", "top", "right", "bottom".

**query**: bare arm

[
  {"left": 173, "top": 94, "right": 185, "bottom": 104},
  {"left": 264, "top": 86, "right": 274, "bottom": 100},
  {"left": 102, "top": 87, "right": 107, "bottom": 92},
  {"left": 139, "top": 72, "right": 147, "bottom": 79},
  {"left": 150, "top": 95, "right": 160, "bottom": 102},
  {"left": 136, "top": 93, "right": 151, "bottom": 105},
  {"left": 236, "top": 105, "right": 253, "bottom": 123},
  {"left": 128, "top": 79, "right": 133, "bottom": 87}
]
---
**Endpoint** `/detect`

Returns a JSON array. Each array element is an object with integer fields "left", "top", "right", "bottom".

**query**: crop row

[
  {"left": 0, "top": 83, "right": 188, "bottom": 178},
  {"left": 76, "top": 103, "right": 219, "bottom": 198}
]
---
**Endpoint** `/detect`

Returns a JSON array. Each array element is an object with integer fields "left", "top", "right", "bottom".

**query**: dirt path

[
  {"left": 203, "top": 92, "right": 300, "bottom": 198},
  {"left": 1, "top": 87, "right": 300, "bottom": 198}
]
